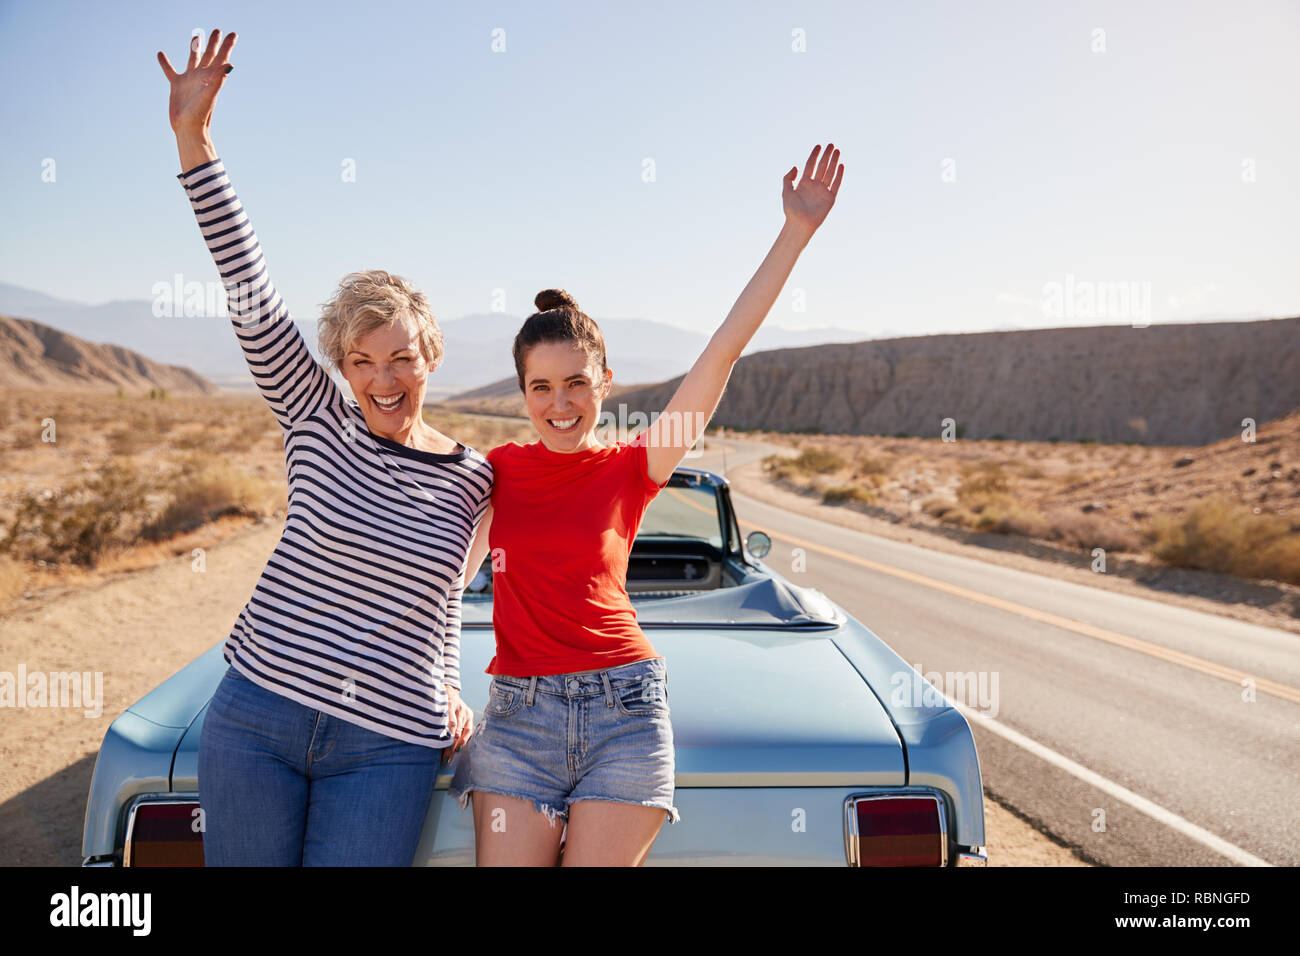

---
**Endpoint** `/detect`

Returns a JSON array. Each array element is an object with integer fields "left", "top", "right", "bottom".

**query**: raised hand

[
  {"left": 782, "top": 143, "right": 845, "bottom": 237},
  {"left": 157, "top": 29, "right": 237, "bottom": 135}
]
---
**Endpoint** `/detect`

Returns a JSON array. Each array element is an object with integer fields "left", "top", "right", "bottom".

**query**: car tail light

[
  {"left": 844, "top": 793, "right": 947, "bottom": 866},
  {"left": 124, "top": 800, "right": 205, "bottom": 867}
]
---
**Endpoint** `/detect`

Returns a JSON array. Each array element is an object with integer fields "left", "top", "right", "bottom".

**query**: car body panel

[
  {"left": 81, "top": 711, "right": 186, "bottom": 861},
  {"left": 414, "top": 786, "right": 952, "bottom": 866}
]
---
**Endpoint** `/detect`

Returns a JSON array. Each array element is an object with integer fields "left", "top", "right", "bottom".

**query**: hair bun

[{"left": 535, "top": 288, "right": 578, "bottom": 312}]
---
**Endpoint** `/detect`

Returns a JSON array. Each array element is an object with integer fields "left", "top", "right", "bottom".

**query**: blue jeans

[{"left": 198, "top": 666, "right": 443, "bottom": 866}]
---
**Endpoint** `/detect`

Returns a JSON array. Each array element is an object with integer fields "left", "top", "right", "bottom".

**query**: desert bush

[
  {"left": 958, "top": 460, "right": 1010, "bottom": 497},
  {"left": 1044, "top": 509, "right": 1141, "bottom": 552},
  {"left": 108, "top": 425, "right": 154, "bottom": 456},
  {"left": 762, "top": 454, "right": 795, "bottom": 480},
  {"left": 786, "top": 446, "right": 847, "bottom": 474},
  {"left": 1, "top": 462, "right": 154, "bottom": 566},
  {"left": 855, "top": 453, "right": 895, "bottom": 475},
  {"left": 1149, "top": 497, "right": 1300, "bottom": 585},
  {"left": 142, "top": 457, "right": 270, "bottom": 541},
  {"left": 938, "top": 486, "right": 1049, "bottom": 538},
  {"left": 921, "top": 496, "right": 954, "bottom": 518},
  {"left": 971, "top": 500, "right": 1049, "bottom": 537},
  {"left": 171, "top": 428, "right": 212, "bottom": 451},
  {"left": 822, "top": 484, "right": 878, "bottom": 506}
]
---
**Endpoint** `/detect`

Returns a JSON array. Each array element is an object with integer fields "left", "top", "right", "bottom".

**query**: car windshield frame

[{"left": 636, "top": 469, "right": 739, "bottom": 556}]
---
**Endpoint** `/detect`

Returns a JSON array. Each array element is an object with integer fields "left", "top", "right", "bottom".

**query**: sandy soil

[
  {"left": 0, "top": 508, "right": 1083, "bottom": 866},
  {"left": 0, "top": 515, "right": 279, "bottom": 866}
]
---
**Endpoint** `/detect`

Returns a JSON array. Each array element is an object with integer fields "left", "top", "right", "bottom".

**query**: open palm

[
  {"left": 782, "top": 143, "right": 845, "bottom": 235},
  {"left": 157, "top": 29, "right": 238, "bottom": 134}
]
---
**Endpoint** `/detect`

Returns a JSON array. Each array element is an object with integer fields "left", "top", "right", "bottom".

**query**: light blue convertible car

[{"left": 82, "top": 467, "right": 987, "bottom": 866}]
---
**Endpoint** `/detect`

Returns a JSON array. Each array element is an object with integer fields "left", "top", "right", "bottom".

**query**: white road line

[{"left": 956, "top": 703, "right": 1273, "bottom": 867}]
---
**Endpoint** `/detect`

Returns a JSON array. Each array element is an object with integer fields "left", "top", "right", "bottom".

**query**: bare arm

[
  {"left": 159, "top": 30, "right": 233, "bottom": 167},
  {"left": 463, "top": 503, "right": 494, "bottom": 590},
  {"left": 643, "top": 144, "right": 845, "bottom": 486}
]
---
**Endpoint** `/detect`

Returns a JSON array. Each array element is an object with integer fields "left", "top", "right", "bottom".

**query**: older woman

[{"left": 157, "top": 29, "right": 492, "bottom": 865}]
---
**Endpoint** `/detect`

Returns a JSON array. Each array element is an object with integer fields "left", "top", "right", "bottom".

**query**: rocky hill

[
  {"left": 0, "top": 314, "right": 219, "bottom": 395},
  {"left": 611, "top": 317, "right": 1300, "bottom": 446}
]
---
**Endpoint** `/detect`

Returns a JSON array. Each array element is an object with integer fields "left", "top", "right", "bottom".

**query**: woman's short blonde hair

[{"left": 317, "top": 270, "right": 444, "bottom": 372}]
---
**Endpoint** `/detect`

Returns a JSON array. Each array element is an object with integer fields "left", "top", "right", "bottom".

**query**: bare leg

[
  {"left": 560, "top": 801, "right": 667, "bottom": 866},
  {"left": 471, "top": 791, "right": 564, "bottom": 866}
]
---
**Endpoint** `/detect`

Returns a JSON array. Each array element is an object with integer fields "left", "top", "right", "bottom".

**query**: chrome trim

[
  {"left": 122, "top": 793, "right": 201, "bottom": 867},
  {"left": 956, "top": 847, "right": 987, "bottom": 866},
  {"left": 843, "top": 789, "right": 949, "bottom": 867},
  {"left": 81, "top": 857, "right": 117, "bottom": 867}
]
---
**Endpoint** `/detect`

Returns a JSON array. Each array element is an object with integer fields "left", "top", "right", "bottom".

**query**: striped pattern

[{"left": 178, "top": 158, "right": 492, "bottom": 749}]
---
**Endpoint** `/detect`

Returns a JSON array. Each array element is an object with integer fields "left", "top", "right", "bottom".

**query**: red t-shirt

[{"left": 484, "top": 434, "right": 668, "bottom": 676}]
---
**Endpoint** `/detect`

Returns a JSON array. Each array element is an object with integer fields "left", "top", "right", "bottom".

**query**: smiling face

[
  {"left": 341, "top": 314, "right": 432, "bottom": 442},
  {"left": 522, "top": 340, "right": 613, "bottom": 453}
]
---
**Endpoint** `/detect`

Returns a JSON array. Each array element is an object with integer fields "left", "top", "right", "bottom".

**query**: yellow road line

[{"left": 669, "top": 488, "right": 1299, "bottom": 705}]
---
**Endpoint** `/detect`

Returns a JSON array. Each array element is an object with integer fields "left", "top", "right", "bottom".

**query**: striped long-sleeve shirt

[{"left": 177, "top": 157, "right": 492, "bottom": 749}]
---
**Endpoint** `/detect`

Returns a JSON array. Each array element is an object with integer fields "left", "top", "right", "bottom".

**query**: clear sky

[{"left": 2, "top": 0, "right": 1297, "bottom": 339}]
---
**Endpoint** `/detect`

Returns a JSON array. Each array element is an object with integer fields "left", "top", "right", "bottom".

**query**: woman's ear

[{"left": 600, "top": 366, "right": 614, "bottom": 398}]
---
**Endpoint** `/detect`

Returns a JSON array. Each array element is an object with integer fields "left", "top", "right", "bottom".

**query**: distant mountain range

[
  {"left": 0, "top": 314, "right": 218, "bottom": 394},
  {"left": 0, "top": 281, "right": 869, "bottom": 397},
  {"left": 610, "top": 317, "right": 1300, "bottom": 446}
]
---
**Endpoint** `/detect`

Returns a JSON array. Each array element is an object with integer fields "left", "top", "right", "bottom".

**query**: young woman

[
  {"left": 449, "top": 142, "right": 844, "bottom": 865},
  {"left": 157, "top": 30, "right": 490, "bottom": 865}
]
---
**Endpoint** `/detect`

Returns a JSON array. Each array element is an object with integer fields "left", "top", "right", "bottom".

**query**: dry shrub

[
  {"left": 1, "top": 462, "right": 154, "bottom": 566},
  {"left": 921, "top": 496, "right": 954, "bottom": 518},
  {"left": 762, "top": 454, "right": 797, "bottom": 480},
  {"left": 142, "top": 457, "right": 270, "bottom": 541},
  {"left": 794, "top": 447, "right": 848, "bottom": 474},
  {"left": 1150, "top": 496, "right": 1300, "bottom": 584},
  {"left": 1044, "top": 509, "right": 1141, "bottom": 552},
  {"left": 109, "top": 425, "right": 153, "bottom": 456},
  {"left": 941, "top": 484, "right": 1050, "bottom": 538},
  {"left": 822, "top": 484, "right": 878, "bottom": 506},
  {"left": 959, "top": 460, "right": 1010, "bottom": 496},
  {"left": 971, "top": 500, "right": 1049, "bottom": 537},
  {"left": 762, "top": 445, "right": 847, "bottom": 482},
  {"left": 855, "top": 453, "right": 895, "bottom": 475},
  {"left": 171, "top": 428, "right": 211, "bottom": 451}
]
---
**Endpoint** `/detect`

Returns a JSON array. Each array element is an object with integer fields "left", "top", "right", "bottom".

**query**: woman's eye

[{"left": 395, "top": 357, "right": 411, "bottom": 363}]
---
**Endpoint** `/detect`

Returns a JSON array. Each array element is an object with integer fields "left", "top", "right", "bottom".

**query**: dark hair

[{"left": 512, "top": 289, "right": 609, "bottom": 393}]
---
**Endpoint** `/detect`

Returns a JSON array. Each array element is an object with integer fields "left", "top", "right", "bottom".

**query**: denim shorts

[{"left": 449, "top": 656, "right": 679, "bottom": 827}]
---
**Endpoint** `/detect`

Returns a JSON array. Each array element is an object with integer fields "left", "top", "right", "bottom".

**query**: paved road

[{"left": 692, "top": 436, "right": 1298, "bottom": 866}]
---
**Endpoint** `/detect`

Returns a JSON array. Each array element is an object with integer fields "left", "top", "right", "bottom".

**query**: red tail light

[
  {"left": 844, "top": 793, "right": 947, "bottom": 866},
  {"left": 124, "top": 800, "right": 205, "bottom": 867}
]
